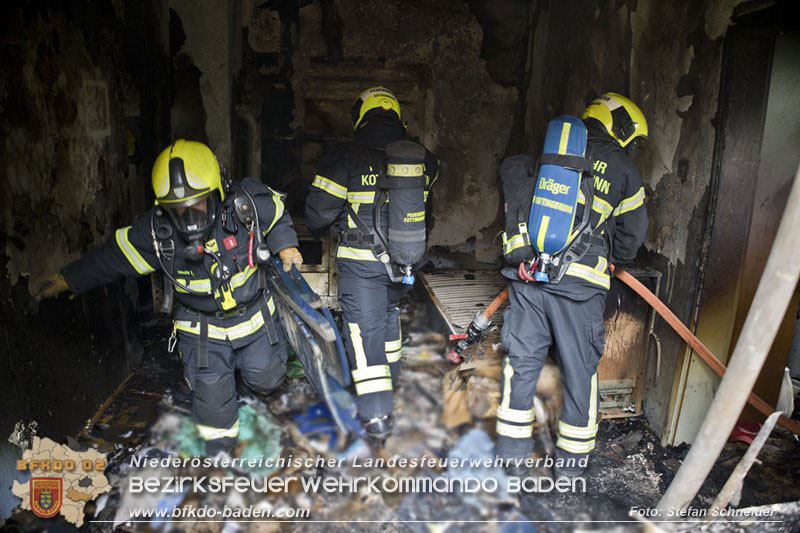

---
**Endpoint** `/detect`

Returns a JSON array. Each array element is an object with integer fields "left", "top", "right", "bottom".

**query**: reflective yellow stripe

[
  {"left": 388, "top": 163, "right": 424, "bottom": 176},
  {"left": 175, "top": 311, "right": 266, "bottom": 340},
  {"left": 592, "top": 196, "right": 614, "bottom": 224},
  {"left": 500, "top": 358, "right": 514, "bottom": 410},
  {"left": 348, "top": 323, "right": 368, "bottom": 369},
  {"left": 347, "top": 202, "right": 360, "bottom": 229},
  {"left": 175, "top": 278, "right": 212, "bottom": 294},
  {"left": 312, "top": 175, "right": 347, "bottom": 199},
  {"left": 589, "top": 373, "right": 598, "bottom": 426},
  {"left": 347, "top": 191, "right": 376, "bottom": 203},
  {"left": 385, "top": 339, "right": 402, "bottom": 352},
  {"left": 565, "top": 263, "right": 611, "bottom": 289},
  {"left": 536, "top": 215, "right": 550, "bottom": 251},
  {"left": 115, "top": 227, "right": 155, "bottom": 274},
  {"left": 386, "top": 349, "right": 402, "bottom": 363},
  {"left": 175, "top": 266, "right": 257, "bottom": 295},
  {"left": 351, "top": 364, "right": 391, "bottom": 382},
  {"left": 337, "top": 246, "right": 378, "bottom": 261},
  {"left": 496, "top": 421, "right": 533, "bottom": 439},
  {"left": 558, "top": 122, "right": 572, "bottom": 155},
  {"left": 503, "top": 231, "right": 528, "bottom": 255},
  {"left": 613, "top": 187, "right": 645, "bottom": 216},
  {"left": 196, "top": 418, "right": 240, "bottom": 441},
  {"left": 497, "top": 405, "right": 535, "bottom": 424},
  {"left": 424, "top": 190, "right": 429, "bottom": 202},
  {"left": 231, "top": 266, "right": 258, "bottom": 290},
  {"left": 265, "top": 191, "right": 285, "bottom": 233},
  {"left": 556, "top": 436, "right": 596, "bottom": 454},
  {"left": 558, "top": 420, "right": 598, "bottom": 439},
  {"left": 267, "top": 296, "right": 276, "bottom": 315},
  {"left": 355, "top": 378, "right": 393, "bottom": 395}
]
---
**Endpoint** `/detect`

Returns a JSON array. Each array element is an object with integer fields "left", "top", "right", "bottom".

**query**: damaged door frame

[{"left": 663, "top": 7, "right": 789, "bottom": 446}]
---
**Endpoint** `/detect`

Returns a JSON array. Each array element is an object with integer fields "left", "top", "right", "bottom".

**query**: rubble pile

[{"left": 6, "top": 300, "right": 800, "bottom": 531}]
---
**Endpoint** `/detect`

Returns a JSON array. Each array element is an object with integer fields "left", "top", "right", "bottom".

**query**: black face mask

[{"left": 164, "top": 193, "right": 218, "bottom": 243}]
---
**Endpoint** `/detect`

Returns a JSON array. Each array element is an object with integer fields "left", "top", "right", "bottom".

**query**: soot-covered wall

[
  {"left": 238, "top": 0, "right": 528, "bottom": 265},
  {"left": 0, "top": 2, "right": 170, "bottom": 514},
  {"left": 521, "top": 0, "right": 745, "bottom": 436}
]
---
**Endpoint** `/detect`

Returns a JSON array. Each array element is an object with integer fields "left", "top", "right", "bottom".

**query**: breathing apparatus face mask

[{"left": 164, "top": 192, "right": 218, "bottom": 246}]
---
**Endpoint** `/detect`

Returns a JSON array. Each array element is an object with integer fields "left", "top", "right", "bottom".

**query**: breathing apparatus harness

[
  {"left": 150, "top": 178, "right": 272, "bottom": 310},
  {"left": 343, "top": 141, "right": 428, "bottom": 285},
  {"left": 522, "top": 165, "right": 605, "bottom": 284}
]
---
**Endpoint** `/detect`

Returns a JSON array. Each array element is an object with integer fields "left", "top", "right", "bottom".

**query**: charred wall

[
  {"left": 236, "top": 0, "right": 528, "bottom": 263},
  {"left": 522, "top": 0, "right": 745, "bottom": 436},
  {"left": 0, "top": 1, "right": 170, "bottom": 515}
]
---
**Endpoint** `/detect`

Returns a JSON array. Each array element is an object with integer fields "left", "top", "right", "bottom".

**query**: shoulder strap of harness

[{"left": 550, "top": 172, "right": 606, "bottom": 283}]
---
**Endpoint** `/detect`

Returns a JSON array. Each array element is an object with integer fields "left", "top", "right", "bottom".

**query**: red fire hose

[{"left": 449, "top": 266, "right": 800, "bottom": 435}]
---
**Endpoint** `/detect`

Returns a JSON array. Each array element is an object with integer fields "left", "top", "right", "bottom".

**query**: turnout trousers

[
  {"left": 337, "top": 260, "right": 411, "bottom": 422},
  {"left": 178, "top": 327, "right": 288, "bottom": 454},
  {"left": 497, "top": 281, "right": 606, "bottom": 462}
]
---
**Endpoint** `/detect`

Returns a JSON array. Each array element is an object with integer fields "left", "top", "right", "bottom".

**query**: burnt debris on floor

[{"left": 5, "top": 296, "right": 800, "bottom": 531}]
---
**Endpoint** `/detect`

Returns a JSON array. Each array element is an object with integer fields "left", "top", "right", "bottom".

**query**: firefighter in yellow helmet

[
  {"left": 496, "top": 93, "right": 648, "bottom": 477},
  {"left": 304, "top": 87, "right": 440, "bottom": 442},
  {"left": 32, "top": 140, "right": 303, "bottom": 456}
]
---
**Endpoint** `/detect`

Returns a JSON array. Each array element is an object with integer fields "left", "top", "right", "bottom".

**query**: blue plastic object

[
  {"left": 528, "top": 116, "right": 587, "bottom": 257},
  {"left": 402, "top": 273, "right": 416, "bottom": 285}
]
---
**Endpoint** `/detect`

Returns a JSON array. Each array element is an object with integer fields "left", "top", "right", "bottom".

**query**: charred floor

[
  {"left": 3, "top": 0, "right": 800, "bottom": 531},
  {"left": 4, "top": 297, "right": 800, "bottom": 531}
]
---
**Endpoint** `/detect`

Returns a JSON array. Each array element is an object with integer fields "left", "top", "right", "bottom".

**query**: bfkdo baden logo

[{"left": 30, "top": 478, "right": 63, "bottom": 518}]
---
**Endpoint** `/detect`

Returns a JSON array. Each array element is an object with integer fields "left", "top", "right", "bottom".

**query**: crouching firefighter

[
  {"left": 497, "top": 93, "right": 648, "bottom": 476},
  {"left": 31, "top": 140, "right": 303, "bottom": 456},
  {"left": 304, "top": 87, "right": 439, "bottom": 442}
]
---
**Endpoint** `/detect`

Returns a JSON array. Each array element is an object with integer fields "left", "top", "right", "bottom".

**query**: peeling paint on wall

[
  {"left": 169, "top": 0, "right": 237, "bottom": 167},
  {"left": 1, "top": 11, "right": 128, "bottom": 287},
  {"left": 521, "top": 0, "right": 745, "bottom": 436},
  {"left": 0, "top": 2, "right": 161, "bottom": 480},
  {"left": 252, "top": 0, "right": 520, "bottom": 255}
]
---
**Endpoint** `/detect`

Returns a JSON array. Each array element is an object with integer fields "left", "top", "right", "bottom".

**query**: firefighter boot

[{"left": 363, "top": 415, "right": 392, "bottom": 446}]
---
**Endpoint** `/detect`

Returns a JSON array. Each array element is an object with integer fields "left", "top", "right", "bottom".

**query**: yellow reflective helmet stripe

[
  {"left": 116, "top": 227, "right": 155, "bottom": 274},
  {"left": 613, "top": 186, "right": 645, "bottom": 216},
  {"left": 354, "top": 87, "right": 401, "bottom": 129},
  {"left": 581, "top": 92, "right": 648, "bottom": 148},
  {"left": 312, "top": 175, "right": 347, "bottom": 199},
  {"left": 151, "top": 140, "right": 224, "bottom": 202}
]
